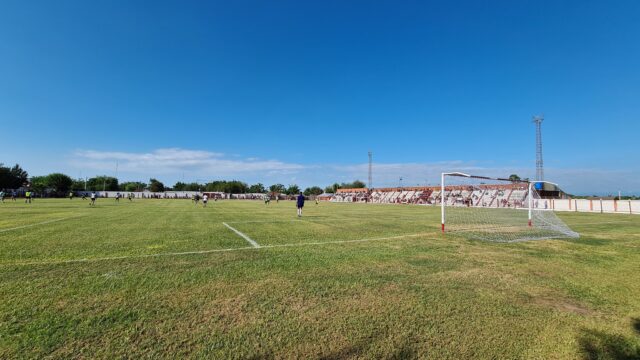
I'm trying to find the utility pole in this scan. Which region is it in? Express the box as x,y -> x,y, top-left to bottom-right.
533,115 -> 544,181
368,151 -> 373,189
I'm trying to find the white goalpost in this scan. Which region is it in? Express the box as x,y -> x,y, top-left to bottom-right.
440,172 -> 579,242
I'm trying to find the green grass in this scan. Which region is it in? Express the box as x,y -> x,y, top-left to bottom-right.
1,199 -> 639,359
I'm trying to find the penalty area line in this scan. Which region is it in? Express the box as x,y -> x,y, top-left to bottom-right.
1,232 -> 434,267
223,222 -> 260,248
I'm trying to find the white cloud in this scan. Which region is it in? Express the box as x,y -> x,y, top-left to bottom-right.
71,148 -> 305,176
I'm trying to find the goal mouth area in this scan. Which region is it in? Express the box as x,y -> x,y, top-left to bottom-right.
440,172 -> 579,243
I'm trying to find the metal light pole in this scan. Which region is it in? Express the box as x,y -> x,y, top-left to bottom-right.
533,115 -> 544,181
368,151 -> 373,189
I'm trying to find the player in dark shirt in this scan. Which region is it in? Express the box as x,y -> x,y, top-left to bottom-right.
296,192 -> 305,217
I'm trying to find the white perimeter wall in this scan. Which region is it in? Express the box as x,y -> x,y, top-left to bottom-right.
551,199 -> 640,214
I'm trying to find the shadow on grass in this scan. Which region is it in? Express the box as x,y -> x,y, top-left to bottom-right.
317,341 -> 416,360
633,318 -> 640,335
579,328 -> 640,360
318,344 -> 366,360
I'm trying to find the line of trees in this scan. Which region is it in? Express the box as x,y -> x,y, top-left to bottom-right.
323,180 -> 367,194
0,167 -> 403,195
1,163 -> 366,197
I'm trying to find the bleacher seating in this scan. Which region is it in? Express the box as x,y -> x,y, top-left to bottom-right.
329,183 -> 531,209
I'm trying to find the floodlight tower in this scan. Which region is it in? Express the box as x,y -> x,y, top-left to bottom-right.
368,151 -> 373,189
532,115 -> 544,181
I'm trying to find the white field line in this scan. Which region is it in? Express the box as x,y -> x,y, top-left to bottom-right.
2,232 -> 434,267
222,222 -> 260,248
224,217 -> 432,224
0,216 -> 83,234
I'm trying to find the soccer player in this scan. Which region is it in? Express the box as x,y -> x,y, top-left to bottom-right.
194,194 -> 200,205
264,194 -> 270,205
11,191 -> 17,201
115,192 -> 120,202
0,190 -> 5,203
296,192 -> 305,217
203,194 -> 208,207
90,192 -> 97,206
128,193 -> 133,201
25,191 -> 32,204
69,191 -> 74,200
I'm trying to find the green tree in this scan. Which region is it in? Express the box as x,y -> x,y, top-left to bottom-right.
87,176 -> 119,191
185,183 -> 201,191
10,164 -> 29,188
120,181 -> 147,192
304,186 -> 323,196
340,180 -> 366,189
45,173 -> 73,193
226,180 -> 248,194
205,181 -> 225,192
248,183 -> 266,193
269,184 -> 286,193
71,178 -> 87,191
29,176 -> 48,194
0,163 -> 28,189
0,165 -> 12,189
173,182 -> 187,191
325,183 -> 341,193
174,182 -> 201,191
149,178 -> 165,192
285,184 -> 300,195
508,174 -> 521,182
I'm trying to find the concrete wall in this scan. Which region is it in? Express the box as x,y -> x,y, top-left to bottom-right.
551,199 -> 639,214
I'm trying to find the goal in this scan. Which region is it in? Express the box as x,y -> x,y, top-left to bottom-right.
440,172 -> 579,242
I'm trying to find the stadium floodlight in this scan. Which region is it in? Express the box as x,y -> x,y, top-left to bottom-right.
440,172 -> 579,242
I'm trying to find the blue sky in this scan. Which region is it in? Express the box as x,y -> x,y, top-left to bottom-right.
1,0 -> 639,194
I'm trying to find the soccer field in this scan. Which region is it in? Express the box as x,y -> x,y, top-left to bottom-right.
1,199 -> 639,358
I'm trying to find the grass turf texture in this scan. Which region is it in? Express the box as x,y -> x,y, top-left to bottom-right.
1,199 -> 639,359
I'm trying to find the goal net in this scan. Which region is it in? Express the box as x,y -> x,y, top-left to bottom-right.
440,172 -> 579,242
